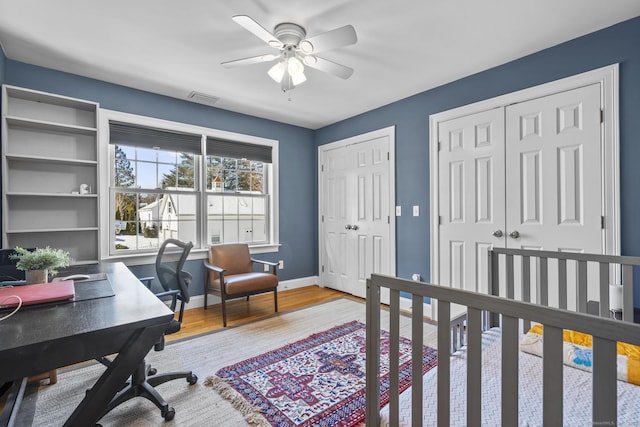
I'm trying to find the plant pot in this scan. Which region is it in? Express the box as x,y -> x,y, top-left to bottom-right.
26,269 -> 48,284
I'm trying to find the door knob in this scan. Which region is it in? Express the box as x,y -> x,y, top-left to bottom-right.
345,224 -> 352,230
351,225 -> 359,231
508,230 -> 520,239
492,230 -> 503,238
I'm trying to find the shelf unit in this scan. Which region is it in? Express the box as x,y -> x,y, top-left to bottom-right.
2,85 -> 100,264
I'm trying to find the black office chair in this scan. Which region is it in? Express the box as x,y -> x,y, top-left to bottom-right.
99,239 -> 197,422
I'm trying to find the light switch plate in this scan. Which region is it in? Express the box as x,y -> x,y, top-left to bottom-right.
413,205 -> 419,216
395,206 -> 402,216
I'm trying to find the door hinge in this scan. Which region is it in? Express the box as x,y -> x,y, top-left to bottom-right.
321,215 -> 324,222
439,216 -> 442,225
601,215 -> 605,229
438,142 -> 442,151
388,215 -> 390,224
322,265 -> 325,273
600,109 -> 604,123
387,152 -> 390,161
321,164 -> 324,172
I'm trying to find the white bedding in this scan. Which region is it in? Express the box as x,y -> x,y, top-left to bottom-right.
380,328 -> 640,426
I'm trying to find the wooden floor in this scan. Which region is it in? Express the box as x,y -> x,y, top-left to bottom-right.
169,285 -> 358,341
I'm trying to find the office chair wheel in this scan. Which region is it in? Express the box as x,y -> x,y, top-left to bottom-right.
162,407 -> 175,421
187,374 -> 198,385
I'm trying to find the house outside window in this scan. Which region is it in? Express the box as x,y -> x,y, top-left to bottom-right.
101,110 -> 279,257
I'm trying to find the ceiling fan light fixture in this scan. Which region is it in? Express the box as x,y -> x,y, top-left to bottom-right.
299,39 -> 314,54
268,61 -> 286,83
302,55 -> 317,66
287,57 -> 304,75
291,70 -> 307,86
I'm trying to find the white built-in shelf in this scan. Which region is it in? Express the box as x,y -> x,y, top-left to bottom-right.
5,154 -> 98,166
5,116 -> 97,135
5,227 -> 99,234
5,192 -> 98,198
2,84 -> 100,264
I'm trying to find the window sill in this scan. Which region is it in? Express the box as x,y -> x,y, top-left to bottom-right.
102,243 -> 281,266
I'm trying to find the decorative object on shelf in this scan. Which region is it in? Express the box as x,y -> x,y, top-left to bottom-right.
10,246 -> 72,284
80,184 -> 91,194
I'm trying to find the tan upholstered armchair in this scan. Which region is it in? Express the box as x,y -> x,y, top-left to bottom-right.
203,243 -> 279,326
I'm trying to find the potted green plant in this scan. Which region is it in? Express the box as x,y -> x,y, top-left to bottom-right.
10,246 -> 72,284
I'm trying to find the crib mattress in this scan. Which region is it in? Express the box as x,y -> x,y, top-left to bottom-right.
380,328 -> 640,426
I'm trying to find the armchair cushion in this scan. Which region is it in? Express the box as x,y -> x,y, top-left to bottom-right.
211,272 -> 278,295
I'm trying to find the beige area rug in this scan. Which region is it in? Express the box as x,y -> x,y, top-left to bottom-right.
22,298 -> 437,426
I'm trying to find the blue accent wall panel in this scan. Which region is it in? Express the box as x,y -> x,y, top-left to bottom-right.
315,16 -> 640,305
3,60 -> 317,285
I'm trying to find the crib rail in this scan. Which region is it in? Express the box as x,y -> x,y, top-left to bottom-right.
365,273 -> 640,427
489,248 -> 640,324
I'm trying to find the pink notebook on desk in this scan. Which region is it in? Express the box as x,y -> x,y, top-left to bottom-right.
0,280 -> 75,308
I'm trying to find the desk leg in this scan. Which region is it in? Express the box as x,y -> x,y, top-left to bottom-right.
63,323 -> 168,427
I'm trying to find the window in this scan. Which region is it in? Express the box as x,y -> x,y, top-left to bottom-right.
103,112 -> 278,257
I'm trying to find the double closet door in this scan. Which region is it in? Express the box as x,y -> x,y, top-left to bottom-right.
438,84 -> 603,304
320,131 -> 392,300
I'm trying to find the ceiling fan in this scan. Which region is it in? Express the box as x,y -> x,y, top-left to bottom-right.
222,15 -> 357,92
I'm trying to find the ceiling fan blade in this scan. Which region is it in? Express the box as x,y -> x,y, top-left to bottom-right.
232,15 -> 283,49
221,54 -> 279,68
300,25 -> 357,54
306,56 -> 354,79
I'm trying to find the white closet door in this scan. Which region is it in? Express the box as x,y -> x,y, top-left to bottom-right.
505,83 -> 602,254
505,83 -> 603,307
438,108 -> 506,306
321,135 -> 391,299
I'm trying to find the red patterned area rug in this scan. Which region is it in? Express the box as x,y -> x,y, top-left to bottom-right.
204,320 -> 437,426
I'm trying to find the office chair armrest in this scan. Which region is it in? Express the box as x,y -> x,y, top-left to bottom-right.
138,276 -> 155,288
155,289 -> 181,311
203,260 -> 225,274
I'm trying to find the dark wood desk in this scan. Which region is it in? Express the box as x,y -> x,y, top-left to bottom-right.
0,262 -> 174,426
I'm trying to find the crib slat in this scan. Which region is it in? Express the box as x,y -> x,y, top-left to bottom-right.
592,336 -> 617,424
577,260 -> 588,313
365,279 -> 381,426
622,264 -> 634,322
489,250 -> 500,328
506,254 -> 514,299
502,315 -> 519,426
522,256 -> 531,331
558,258 -> 567,309
437,300 -> 451,427
389,288 -> 400,425
539,257 -> 548,306
543,325 -> 563,425
599,262 -> 609,317
467,307 -> 482,427
411,294 -> 423,427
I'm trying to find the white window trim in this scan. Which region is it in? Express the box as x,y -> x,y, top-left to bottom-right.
98,108 -> 279,263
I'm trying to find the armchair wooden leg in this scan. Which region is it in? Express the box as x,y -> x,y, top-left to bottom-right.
222,298 -> 228,327
274,289 -> 278,313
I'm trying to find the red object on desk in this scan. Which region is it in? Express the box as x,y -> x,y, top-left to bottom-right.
0,280 -> 75,308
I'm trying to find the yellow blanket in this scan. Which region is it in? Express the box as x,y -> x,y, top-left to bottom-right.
520,324 -> 640,385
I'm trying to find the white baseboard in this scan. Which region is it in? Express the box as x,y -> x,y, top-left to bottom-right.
177,275 -> 320,310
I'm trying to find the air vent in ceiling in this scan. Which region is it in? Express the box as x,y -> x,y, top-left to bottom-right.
187,91 -> 219,106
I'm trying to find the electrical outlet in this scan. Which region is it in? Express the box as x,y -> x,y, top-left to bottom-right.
395,206 -> 402,216
278,260 -> 284,269
263,263 -> 269,272
413,205 -> 420,216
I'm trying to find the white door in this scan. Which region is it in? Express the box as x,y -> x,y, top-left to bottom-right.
438,108 -> 505,317
505,84 -> 602,253
321,132 -> 393,299
438,84 -> 603,309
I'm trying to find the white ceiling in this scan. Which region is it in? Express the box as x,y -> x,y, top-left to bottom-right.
1,1 -> 639,130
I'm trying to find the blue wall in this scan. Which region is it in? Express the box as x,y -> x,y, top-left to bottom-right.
316,16 -> 640,306
1,60 -> 317,296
